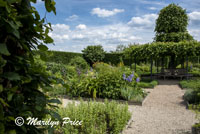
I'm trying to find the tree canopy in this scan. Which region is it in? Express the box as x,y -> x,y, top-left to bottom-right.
154,3 -> 193,42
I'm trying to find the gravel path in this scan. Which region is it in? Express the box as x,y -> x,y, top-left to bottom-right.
123,80 -> 197,134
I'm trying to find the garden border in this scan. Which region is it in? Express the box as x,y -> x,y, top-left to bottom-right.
59,95 -> 149,106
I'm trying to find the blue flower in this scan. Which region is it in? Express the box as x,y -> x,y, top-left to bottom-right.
123,73 -> 126,80
136,77 -> 140,82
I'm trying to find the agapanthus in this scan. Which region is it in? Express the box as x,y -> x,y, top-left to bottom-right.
136,77 -> 140,82
123,73 -> 126,80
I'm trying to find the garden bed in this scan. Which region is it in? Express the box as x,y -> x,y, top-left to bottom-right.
59,95 -> 149,106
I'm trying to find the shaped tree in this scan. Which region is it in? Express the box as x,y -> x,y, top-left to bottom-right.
154,3 -> 194,69
155,3 -> 193,42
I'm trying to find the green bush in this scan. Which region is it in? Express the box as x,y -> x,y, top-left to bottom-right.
180,79 -> 200,89
69,56 -> 89,70
68,62 -> 145,101
138,80 -> 158,88
34,50 -> 82,65
82,45 -> 105,66
58,100 -> 131,134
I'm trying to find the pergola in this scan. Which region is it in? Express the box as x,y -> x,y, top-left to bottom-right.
129,41 -> 200,80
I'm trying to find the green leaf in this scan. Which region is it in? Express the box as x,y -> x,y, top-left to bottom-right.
8,130 -> 16,134
35,106 -> 42,111
0,0 -> 6,7
4,72 -> 20,81
38,45 -> 48,51
30,0 -> 36,3
45,0 -> 51,12
0,123 -> 5,134
0,43 -> 10,56
7,93 -> 14,101
0,104 -> 4,120
0,98 -> 9,107
48,99 -> 62,104
0,85 -> 3,93
44,35 -> 53,43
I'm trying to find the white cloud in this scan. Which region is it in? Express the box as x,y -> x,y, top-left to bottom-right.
65,15 -> 79,21
149,7 -> 157,10
48,23 -> 145,52
76,24 -> 87,30
188,29 -> 200,40
52,24 -> 70,31
128,14 -> 158,28
91,8 -> 124,18
188,11 -> 200,20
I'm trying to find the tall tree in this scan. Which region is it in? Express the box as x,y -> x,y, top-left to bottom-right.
155,3 -> 193,42
154,3 -> 193,68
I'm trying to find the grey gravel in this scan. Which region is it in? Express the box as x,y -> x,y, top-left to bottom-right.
123,80 -> 197,134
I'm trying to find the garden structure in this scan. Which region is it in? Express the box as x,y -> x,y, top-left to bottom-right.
126,4 -> 200,80
129,41 -> 200,80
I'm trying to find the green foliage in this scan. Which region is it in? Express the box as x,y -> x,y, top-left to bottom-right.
68,62 -> 145,101
155,3 -> 193,42
34,50 -> 82,64
182,79 -> 200,104
124,41 -> 200,60
82,45 -> 105,65
138,80 -> 158,88
69,56 -> 89,70
0,0 -> 62,133
180,79 -> 200,89
58,100 -> 131,134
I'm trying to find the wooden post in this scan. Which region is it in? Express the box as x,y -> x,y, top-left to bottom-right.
186,55 -> 189,80
151,56 -> 153,80
161,57 -> 164,70
156,59 -> 159,73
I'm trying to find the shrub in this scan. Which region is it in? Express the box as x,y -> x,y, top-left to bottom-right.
34,50 -> 83,65
82,45 -> 105,66
58,100 -> 131,134
68,62 -> 145,101
180,79 -> 200,89
69,56 -> 89,70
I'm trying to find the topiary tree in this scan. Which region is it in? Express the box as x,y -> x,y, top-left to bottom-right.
0,0 -> 62,133
82,45 -> 105,66
154,3 -> 194,69
155,3 -> 193,42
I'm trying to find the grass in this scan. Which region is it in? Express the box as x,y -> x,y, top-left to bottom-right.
138,78 -> 158,88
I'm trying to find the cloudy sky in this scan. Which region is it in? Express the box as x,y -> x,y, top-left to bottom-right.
34,0 -> 200,52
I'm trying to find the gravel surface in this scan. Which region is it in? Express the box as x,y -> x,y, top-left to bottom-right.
123,80 -> 197,134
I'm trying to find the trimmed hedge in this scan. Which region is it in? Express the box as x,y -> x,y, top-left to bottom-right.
34,50 -> 82,64
34,50 -> 133,66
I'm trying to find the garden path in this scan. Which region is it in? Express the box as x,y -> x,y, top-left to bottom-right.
123,80 -> 197,134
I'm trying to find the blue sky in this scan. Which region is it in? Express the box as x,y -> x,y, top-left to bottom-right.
33,0 -> 200,52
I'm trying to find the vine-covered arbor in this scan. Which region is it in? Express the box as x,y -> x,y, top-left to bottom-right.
127,41 -> 200,79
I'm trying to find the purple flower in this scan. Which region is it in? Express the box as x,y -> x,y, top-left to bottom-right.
190,65 -> 193,70
126,76 -> 132,82
123,73 -> 126,80
136,77 -> 140,82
